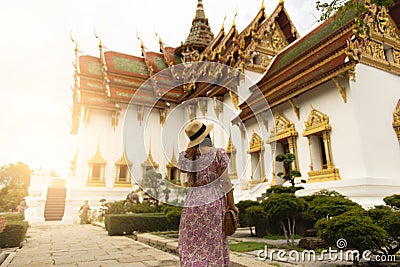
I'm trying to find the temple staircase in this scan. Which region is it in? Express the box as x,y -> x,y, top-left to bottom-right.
44,180 -> 66,221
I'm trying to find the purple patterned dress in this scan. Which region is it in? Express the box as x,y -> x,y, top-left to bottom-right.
178,148 -> 230,267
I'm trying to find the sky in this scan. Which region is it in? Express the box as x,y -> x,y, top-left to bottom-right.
0,0 -> 322,177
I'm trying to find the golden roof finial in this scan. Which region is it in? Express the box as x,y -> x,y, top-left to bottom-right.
279,0 -> 284,5
94,28 -> 102,49
261,0 -> 265,11
70,31 -> 78,54
155,31 -> 163,46
232,10 -> 238,27
136,32 -> 144,50
221,14 -> 227,31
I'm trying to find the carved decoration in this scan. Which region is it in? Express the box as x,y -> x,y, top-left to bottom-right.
213,96 -> 224,119
302,107 -> 331,136
88,142 -> 106,164
226,135 -> 238,180
111,111 -> 119,131
248,132 -> 263,153
288,99 -> 300,120
137,105 -> 145,125
393,100 -> 400,141
332,77 -> 347,103
160,109 -> 167,126
70,148 -> 78,176
267,113 -> 298,143
141,141 -> 159,179
187,103 -> 197,121
229,91 -> 239,110
198,98 -> 208,116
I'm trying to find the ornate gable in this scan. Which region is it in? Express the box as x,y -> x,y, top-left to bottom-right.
248,132 -> 263,153
267,113 -> 298,143
303,108 -> 331,136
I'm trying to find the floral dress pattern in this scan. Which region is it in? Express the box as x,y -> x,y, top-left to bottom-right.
178,148 -> 230,267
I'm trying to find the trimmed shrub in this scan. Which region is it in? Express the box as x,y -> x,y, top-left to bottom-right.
236,200 -> 259,227
165,208 -> 181,227
246,206 -> 267,237
104,200 -> 126,215
126,202 -> 157,213
4,213 -> 24,221
0,220 -> 28,248
105,213 -> 179,236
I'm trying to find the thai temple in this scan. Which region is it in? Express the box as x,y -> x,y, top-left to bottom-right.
25,0 -> 400,224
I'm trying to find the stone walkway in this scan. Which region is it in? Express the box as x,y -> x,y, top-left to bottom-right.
7,223 -> 179,267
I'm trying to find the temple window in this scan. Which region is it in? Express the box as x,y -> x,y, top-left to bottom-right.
248,132 -> 266,188
114,151 -> 133,187
166,150 -> 181,185
87,144 -> 106,186
141,145 -> 159,179
302,108 -> 340,182
226,135 -> 237,180
266,113 -> 299,185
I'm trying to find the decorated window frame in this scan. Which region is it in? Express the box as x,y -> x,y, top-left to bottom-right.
302,108 -> 340,183
266,113 -> 299,186
247,132 -> 267,187
114,151 -> 133,188
166,150 -> 181,185
226,135 -> 238,180
87,144 -> 106,187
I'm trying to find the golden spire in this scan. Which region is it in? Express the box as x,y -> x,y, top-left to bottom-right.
232,10 -> 238,27
94,28 -> 102,50
279,0 -> 284,5
261,0 -> 265,11
221,14 -> 226,31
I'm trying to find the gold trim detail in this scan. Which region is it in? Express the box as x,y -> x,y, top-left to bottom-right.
166,149 -> 181,185
393,100 -> 400,141
332,77 -> 347,103
198,98 -> 208,116
307,168 -> 341,183
302,108 -> 340,182
88,142 -> 106,164
248,132 -> 264,153
303,107 -> 332,137
226,135 -> 237,180
137,105 -> 145,125
114,150 -> 133,186
160,109 -> 167,126
267,113 -> 298,143
111,111 -> 119,131
213,96 -> 224,119
288,99 -> 300,120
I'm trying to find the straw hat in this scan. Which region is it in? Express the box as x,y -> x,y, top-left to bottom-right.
184,120 -> 214,148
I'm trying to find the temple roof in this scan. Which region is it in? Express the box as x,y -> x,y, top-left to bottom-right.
235,2 -> 400,122
175,0 -> 214,56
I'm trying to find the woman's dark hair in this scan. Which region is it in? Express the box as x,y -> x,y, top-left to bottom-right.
184,134 -> 213,185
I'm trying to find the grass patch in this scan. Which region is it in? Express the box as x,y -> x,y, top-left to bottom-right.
229,241 -> 275,252
264,234 -> 302,240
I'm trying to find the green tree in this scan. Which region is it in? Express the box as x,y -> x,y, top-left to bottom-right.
142,170 -> 164,211
0,162 -> 32,188
0,162 -> 32,212
384,194 -> 400,210
275,153 -> 301,187
368,205 -> 400,255
316,0 -> 396,37
316,213 -> 388,265
306,194 -> 361,220
262,193 -> 307,246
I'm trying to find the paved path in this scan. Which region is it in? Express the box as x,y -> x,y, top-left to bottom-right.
8,223 -> 179,267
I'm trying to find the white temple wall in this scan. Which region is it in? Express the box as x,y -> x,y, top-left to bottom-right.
349,64 -> 400,179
